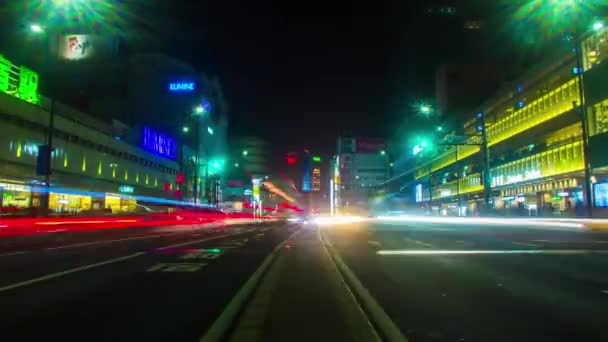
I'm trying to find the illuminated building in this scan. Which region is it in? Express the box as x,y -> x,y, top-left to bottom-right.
0,56 -> 216,213
409,25 -> 608,216
312,168 -> 321,192
335,137 -> 389,211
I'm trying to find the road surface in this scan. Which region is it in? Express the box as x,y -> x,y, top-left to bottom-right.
324,219 -> 608,342
0,221 -> 298,341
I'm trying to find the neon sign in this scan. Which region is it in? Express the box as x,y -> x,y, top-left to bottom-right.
168,82 -> 195,93
0,54 -> 39,104
142,127 -> 177,160
119,185 -> 134,193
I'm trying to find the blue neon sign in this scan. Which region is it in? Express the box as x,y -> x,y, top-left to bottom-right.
168,81 -> 196,93
142,127 -> 177,160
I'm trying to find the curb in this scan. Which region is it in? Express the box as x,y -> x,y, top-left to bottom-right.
320,228 -> 408,342
199,227 -> 301,342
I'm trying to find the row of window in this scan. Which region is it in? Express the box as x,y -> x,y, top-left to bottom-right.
416,78 -> 582,179
1,111 -> 178,175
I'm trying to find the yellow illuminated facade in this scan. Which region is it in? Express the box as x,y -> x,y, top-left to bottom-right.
412,28 -> 608,213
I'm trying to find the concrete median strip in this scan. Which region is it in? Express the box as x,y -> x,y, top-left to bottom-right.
321,229 -> 408,342
200,228 -> 302,342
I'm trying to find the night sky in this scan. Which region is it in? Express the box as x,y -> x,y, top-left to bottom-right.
1,0 -> 564,154
152,0 -> 397,153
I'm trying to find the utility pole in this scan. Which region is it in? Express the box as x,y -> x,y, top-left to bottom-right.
574,42 -> 594,217
456,145 -> 462,216
193,118 -> 200,205
480,114 -> 492,209
39,99 -> 55,214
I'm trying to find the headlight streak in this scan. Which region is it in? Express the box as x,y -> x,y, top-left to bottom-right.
377,249 -> 608,256
375,215 -> 585,229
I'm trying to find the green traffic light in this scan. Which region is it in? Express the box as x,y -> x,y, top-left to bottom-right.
593,21 -> 604,31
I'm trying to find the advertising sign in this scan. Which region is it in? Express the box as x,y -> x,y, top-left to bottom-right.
356,138 -> 386,153
142,127 -> 177,160
0,54 -> 39,104
58,34 -> 115,61
168,81 -> 196,93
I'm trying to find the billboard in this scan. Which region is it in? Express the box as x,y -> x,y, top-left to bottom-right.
58,34 -> 116,61
0,54 -> 39,104
356,138 -> 386,153
142,127 -> 177,160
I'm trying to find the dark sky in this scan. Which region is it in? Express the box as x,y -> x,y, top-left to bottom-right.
151,0 -> 398,153
0,0 -> 538,154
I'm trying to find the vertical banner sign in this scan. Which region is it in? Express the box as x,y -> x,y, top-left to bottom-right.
252,178 -> 261,201
0,54 -> 39,104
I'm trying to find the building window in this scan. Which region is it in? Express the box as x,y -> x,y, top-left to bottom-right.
583,27 -> 608,70
591,99 -> 608,135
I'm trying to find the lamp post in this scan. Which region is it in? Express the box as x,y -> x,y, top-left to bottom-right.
516,1 -> 606,214
180,101 -> 211,205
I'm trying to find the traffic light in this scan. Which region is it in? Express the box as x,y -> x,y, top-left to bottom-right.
413,138 -> 431,155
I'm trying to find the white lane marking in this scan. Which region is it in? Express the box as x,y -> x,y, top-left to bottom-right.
404,238 -> 433,248
511,241 -> 539,247
378,249 -> 608,256
0,252 -> 145,292
0,251 -> 28,258
594,241 -> 608,244
532,240 -> 550,243
367,240 -> 382,247
601,290 -> 608,295
46,235 -> 164,250
0,230 -> 255,293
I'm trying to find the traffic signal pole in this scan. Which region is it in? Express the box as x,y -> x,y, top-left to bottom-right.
574,43 -> 594,217
40,99 -> 55,213
480,115 -> 492,209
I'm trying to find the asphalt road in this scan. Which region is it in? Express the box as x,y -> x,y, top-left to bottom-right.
324,220 -> 608,342
0,220 -> 299,341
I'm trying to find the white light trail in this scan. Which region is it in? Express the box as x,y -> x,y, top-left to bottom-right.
377,249 -> 608,256
375,215 -> 585,229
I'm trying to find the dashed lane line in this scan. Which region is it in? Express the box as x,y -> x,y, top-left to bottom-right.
45,234 -> 164,250
404,238 -> 434,248
0,251 -> 28,258
511,241 -> 539,248
0,226 -> 281,293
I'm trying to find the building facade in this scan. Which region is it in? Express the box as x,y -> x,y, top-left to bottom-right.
333,137 -> 390,213
0,53 -> 218,214
410,24 -> 608,217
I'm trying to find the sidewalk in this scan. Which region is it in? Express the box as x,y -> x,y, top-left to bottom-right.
227,226 -> 380,342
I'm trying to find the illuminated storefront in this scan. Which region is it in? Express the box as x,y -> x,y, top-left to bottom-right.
0,182 -> 31,208
49,192 -> 92,214
104,194 -> 137,213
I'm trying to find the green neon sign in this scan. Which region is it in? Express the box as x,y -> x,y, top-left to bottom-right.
313,156 -> 321,162
0,54 -> 39,104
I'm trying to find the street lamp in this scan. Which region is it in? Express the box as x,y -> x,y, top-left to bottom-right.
420,105 -> 432,115
593,21 -> 604,31
182,126 -> 189,133
30,24 -> 44,33
243,150 -> 248,156
436,126 -> 443,132
380,150 -> 386,155
234,162 -> 239,167
194,105 -> 204,114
